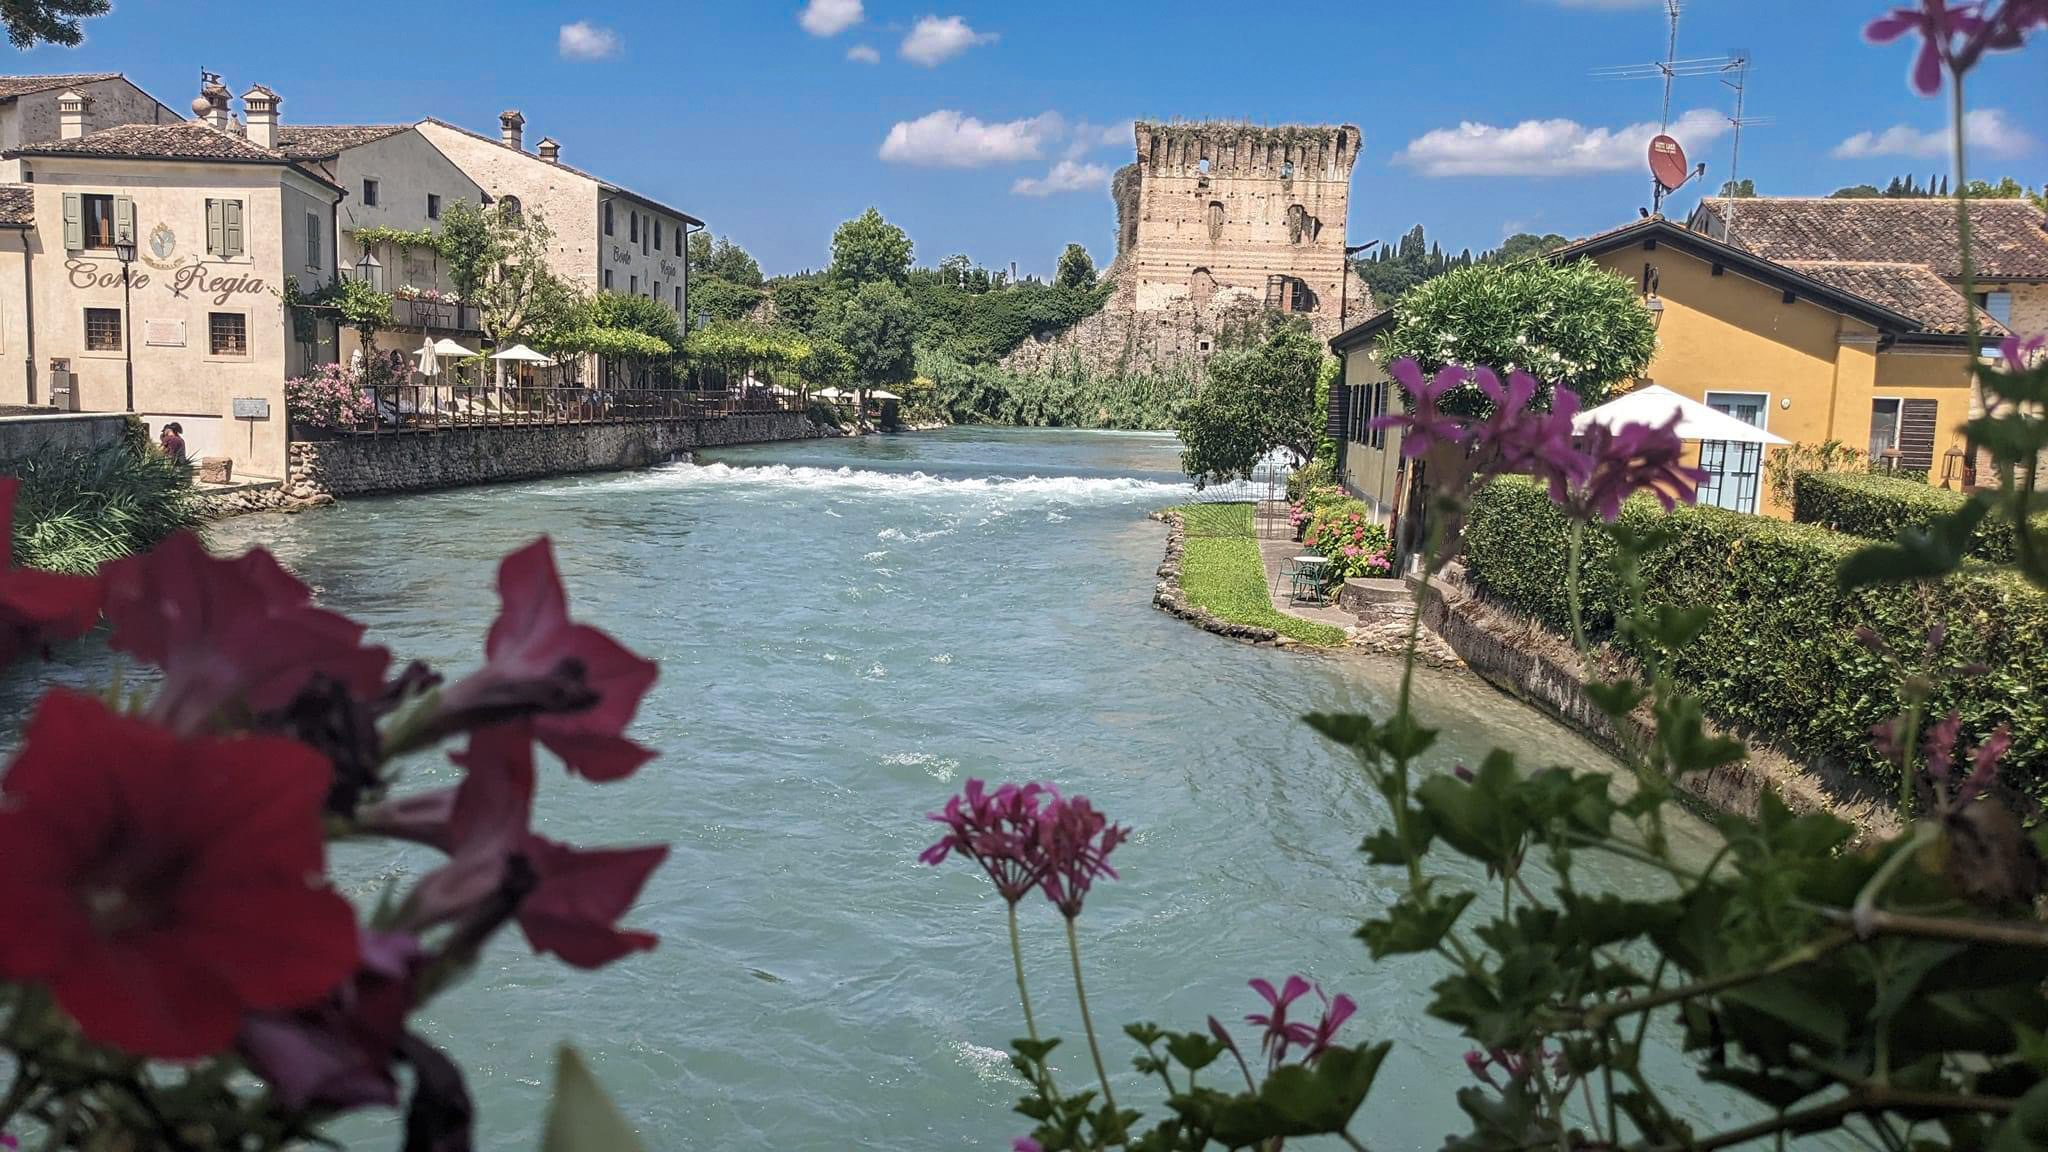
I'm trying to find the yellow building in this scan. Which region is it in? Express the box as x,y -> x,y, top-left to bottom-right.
1329,209 -> 2025,523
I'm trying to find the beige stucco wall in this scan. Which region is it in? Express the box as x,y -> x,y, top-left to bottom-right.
317,128 -> 482,298
1336,346 -> 1404,519
2001,282 -> 2048,336
414,121 -> 602,295
15,157 -> 337,478
0,78 -> 176,182
601,195 -> 691,317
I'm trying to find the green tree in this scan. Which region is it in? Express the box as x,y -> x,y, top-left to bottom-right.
705,237 -> 764,287
829,208 -> 913,286
1174,316 -> 1329,486
577,291 -> 681,351
831,280 -> 917,407
441,200 -> 580,348
3,0 -> 107,47
1830,183 -> 1883,198
687,229 -> 713,273
1054,243 -> 1097,290
1718,178 -> 1757,197
1487,232 -> 1570,265
1374,258 -> 1656,416
1963,175 -> 2032,199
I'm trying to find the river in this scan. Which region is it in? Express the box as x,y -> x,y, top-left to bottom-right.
33,428 -> 1754,1148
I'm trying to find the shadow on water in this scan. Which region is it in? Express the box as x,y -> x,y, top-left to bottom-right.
9,428 -> 1817,1149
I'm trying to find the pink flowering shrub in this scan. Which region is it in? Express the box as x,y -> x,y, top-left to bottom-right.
1302,502 -> 1393,579
285,351 -> 408,428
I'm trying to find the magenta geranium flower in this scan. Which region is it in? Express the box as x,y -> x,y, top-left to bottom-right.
1374,359 -> 1473,460
1867,2 -> 1981,93
1033,791 -> 1127,918
921,778 -> 1057,903
1562,416 -> 1707,521
1248,976 -> 1313,1064
1956,724 -> 2013,803
1472,368 -> 1591,497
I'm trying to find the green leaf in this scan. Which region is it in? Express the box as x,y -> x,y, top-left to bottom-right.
1164,1031 -> 1224,1072
1303,711 -> 1379,753
1379,712 -> 1439,763
1557,892 -> 1682,948
1989,1079 -> 2048,1152
1416,751 -> 1522,867
1360,807 -> 1435,865
1839,499 -> 1988,588
1360,883 -> 1475,959
1208,1042 -> 1391,1143
1584,677 -> 1648,720
541,1045 -> 649,1152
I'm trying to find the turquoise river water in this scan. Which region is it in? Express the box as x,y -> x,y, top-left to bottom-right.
17,428 -> 1768,1149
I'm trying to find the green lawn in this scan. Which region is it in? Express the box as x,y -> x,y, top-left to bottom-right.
1173,504 -> 1347,646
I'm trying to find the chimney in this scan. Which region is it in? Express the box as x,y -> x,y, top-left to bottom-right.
499,109 -> 524,152
56,90 -> 89,140
195,74 -> 231,131
536,136 -> 560,164
242,84 -> 279,149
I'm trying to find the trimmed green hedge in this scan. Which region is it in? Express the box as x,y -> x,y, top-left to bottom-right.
1792,470 -> 2044,563
1464,477 -> 2048,800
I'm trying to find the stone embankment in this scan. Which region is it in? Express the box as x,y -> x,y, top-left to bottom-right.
1420,566 -> 1899,837
284,411 -> 822,499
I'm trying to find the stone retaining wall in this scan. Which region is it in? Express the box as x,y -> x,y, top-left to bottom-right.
0,411 -> 129,464
1418,568 -> 1898,838
287,413 -> 821,498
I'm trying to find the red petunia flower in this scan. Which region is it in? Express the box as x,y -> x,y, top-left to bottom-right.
101,532 -> 389,734
0,690 -> 359,1059
400,723 -> 667,970
0,476 -> 101,664
438,539 -> 657,782
238,930 -> 426,1113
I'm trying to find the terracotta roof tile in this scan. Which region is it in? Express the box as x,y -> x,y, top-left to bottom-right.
0,73 -> 121,100
273,123 -> 412,160
1783,260 -> 2008,336
12,121 -> 286,163
0,185 -> 32,228
1698,196 -> 2048,280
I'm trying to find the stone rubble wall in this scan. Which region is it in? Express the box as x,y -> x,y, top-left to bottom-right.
1418,566 -> 1900,839
0,412 -> 130,465
287,412 -> 822,498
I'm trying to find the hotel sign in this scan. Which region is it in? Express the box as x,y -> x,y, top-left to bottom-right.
66,258 -> 269,306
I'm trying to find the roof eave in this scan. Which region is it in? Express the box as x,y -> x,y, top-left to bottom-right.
601,183 -> 704,228
1330,309 -> 1395,353
1549,218 -> 1924,334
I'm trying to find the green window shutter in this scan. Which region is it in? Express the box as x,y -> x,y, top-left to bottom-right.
205,199 -> 223,256
223,200 -> 244,258
61,193 -> 82,250
305,213 -> 318,268
114,195 -> 136,245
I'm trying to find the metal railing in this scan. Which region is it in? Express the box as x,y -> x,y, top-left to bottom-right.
390,298 -> 481,332
302,383 -> 805,436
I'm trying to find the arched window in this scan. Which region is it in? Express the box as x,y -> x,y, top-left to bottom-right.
1206,200 -> 1224,243
498,194 -> 522,222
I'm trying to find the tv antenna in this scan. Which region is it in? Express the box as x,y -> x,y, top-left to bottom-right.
1590,0 -> 1752,214
1718,55 -> 1774,230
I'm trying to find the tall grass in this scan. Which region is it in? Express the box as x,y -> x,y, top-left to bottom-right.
9,440 -> 198,574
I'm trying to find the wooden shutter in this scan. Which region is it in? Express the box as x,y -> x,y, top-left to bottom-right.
1325,379 -> 1350,439
205,199 -> 224,256
62,193 -> 82,250
223,200 -> 244,258
1898,398 -> 1940,471
303,212 -> 317,269
113,196 -> 135,245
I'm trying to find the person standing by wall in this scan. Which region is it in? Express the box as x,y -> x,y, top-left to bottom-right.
157,422 -> 187,465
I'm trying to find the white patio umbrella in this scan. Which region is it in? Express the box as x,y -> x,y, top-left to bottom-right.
867,389 -> 902,401
490,344 -> 556,365
814,386 -> 845,400
1573,385 -> 1789,445
767,383 -> 798,396
431,338 -> 477,358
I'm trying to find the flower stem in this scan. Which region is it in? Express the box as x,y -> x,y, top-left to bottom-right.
1008,902 -> 1040,1044
1064,916 -> 1120,1129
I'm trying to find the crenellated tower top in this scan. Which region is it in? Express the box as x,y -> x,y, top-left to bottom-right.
1132,121 -> 1360,181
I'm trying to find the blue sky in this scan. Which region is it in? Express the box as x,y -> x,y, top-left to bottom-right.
18,1 -> 2044,277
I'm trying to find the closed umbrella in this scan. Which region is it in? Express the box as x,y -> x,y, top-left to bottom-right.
415,337 -> 439,378
1573,385 -> 1789,445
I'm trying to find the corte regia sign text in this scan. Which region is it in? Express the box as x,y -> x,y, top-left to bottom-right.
66,258 -> 267,306
610,246 -> 634,266
658,258 -> 679,279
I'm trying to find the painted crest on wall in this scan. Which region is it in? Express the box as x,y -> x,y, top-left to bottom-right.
141,222 -> 179,270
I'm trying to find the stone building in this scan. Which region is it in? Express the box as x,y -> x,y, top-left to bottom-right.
0,80 -> 342,479
0,73 -> 178,182
1005,120 -> 1368,377
415,113 -> 701,325
275,119 -> 486,365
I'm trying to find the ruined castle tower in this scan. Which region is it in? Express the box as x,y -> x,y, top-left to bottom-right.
1005,120 -> 1369,378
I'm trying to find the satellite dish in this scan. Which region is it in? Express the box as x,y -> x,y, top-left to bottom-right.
1648,134 -> 1689,191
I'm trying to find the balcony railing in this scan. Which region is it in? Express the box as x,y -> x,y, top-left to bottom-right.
299,382 -> 807,436
390,297 -> 481,332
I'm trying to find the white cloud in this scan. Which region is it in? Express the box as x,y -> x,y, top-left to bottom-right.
558,21 -> 620,59
880,110 -> 1060,168
1831,108 -> 2034,159
900,15 -> 997,66
1393,106 -> 1730,177
799,0 -> 863,37
1013,160 -> 1111,197
846,43 -> 880,63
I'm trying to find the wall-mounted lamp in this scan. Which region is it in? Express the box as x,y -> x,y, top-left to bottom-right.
1780,397 -> 1792,410
1644,295 -> 1665,313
